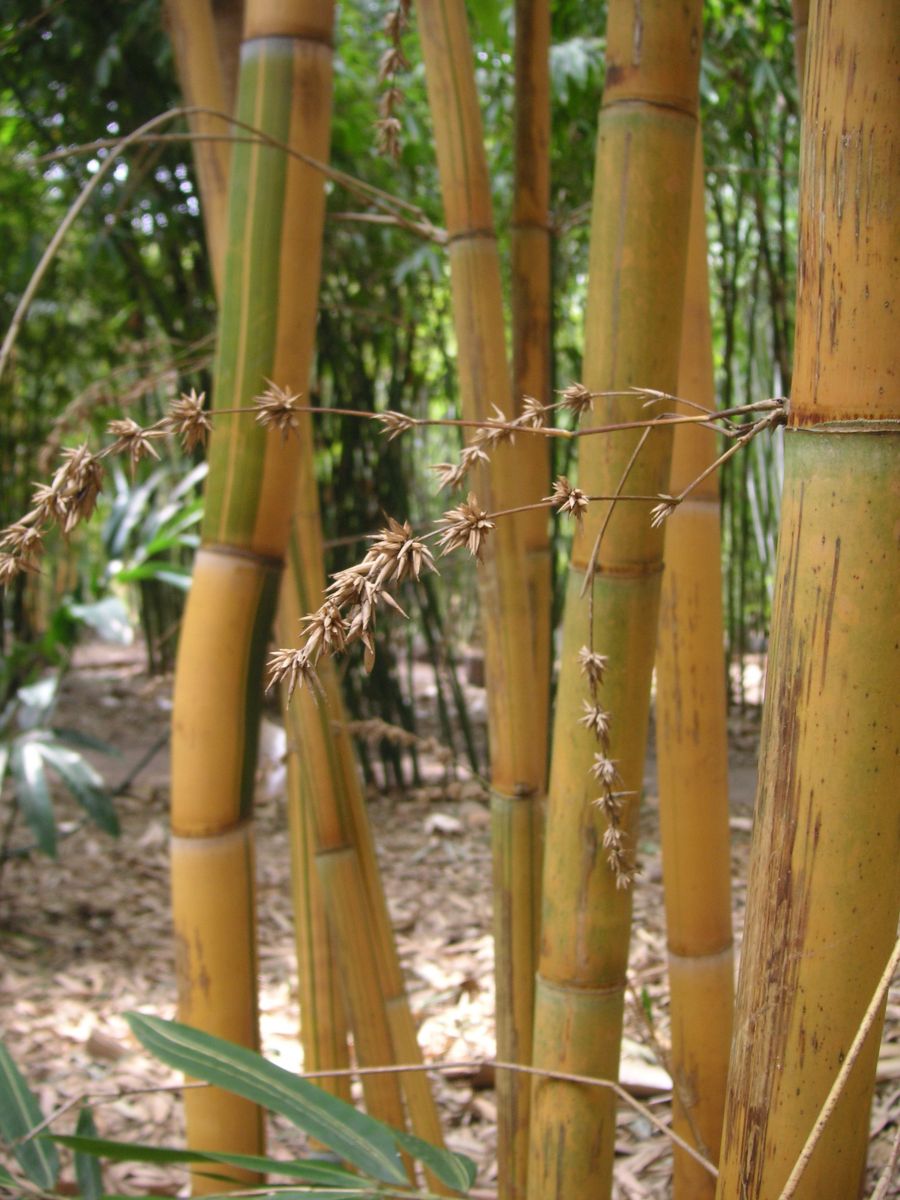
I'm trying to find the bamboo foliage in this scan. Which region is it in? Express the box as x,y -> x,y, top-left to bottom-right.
654,131 -> 733,1200
414,1 -> 546,1194
528,4 -> 702,1197
715,3 -> 900,1197
169,0 -> 337,1184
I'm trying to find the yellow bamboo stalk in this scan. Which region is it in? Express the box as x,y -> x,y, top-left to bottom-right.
164,0 -> 233,297
170,0 -> 336,1186
414,1 -> 546,1194
528,4 -> 701,1197
654,131 -> 733,1200
512,0 -> 552,760
715,3 -> 899,1197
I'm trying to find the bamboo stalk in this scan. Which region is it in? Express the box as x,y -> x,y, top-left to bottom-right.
715,3 -> 900,1196
654,131 -> 733,1200
512,0 -> 552,762
169,1 -> 337,1186
528,4 -> 701,1197
414,2 -> 546,1194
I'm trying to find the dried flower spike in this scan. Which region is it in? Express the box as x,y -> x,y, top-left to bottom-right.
578,646 -> 609,689
1,521 -> 44,564
650,495 -> 679,528
437,493 -> 495,561
559,382 -> 594,416
366,518 -> 436,586
519,395 -> 546,429
107,418 -> 162,471
267,647 -> 321,699
376,410 -> 416,441
548,476 -> 589,527
255,382 -> 302,441
165,389 -> 212,452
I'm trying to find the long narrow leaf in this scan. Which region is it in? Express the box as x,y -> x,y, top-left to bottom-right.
392,1129 -> 474,1192
0,1040 -> 59,1188
37,743 -> 119,836
125,1015 -> 408,1186
10,740 -> 56,856
74,1108 -> 103,1200
52,1134 -> 370,1188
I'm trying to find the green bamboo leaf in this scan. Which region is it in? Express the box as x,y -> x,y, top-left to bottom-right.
125,1015 -> 407,1186
37,742 -> 119,836
392,1129 -> 475,1192
52,1134 -> 370,1188
115,563 -> 193,589
10,740 -> 56,856
0,1040 -> 59,1188
74,1108 -> 103,1200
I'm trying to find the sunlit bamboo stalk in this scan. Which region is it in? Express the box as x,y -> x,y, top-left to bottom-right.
528,3 -> 702,1196
715,3 -> 900,1196
654,130 -> 733,1200
169,0 -> 338,1187
414,1 -> 546,1194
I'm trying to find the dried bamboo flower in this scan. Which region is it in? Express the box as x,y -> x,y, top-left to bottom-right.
375,116 -> 402,160
437,494 -> 495,560
559,382 -> 593,416
379,87 -> 404,119
366,518 -> 436,586
378,45 -> 409,83
472,405 -> 514,450
589,751 -> 619,788
431,443 -> 489,492
578,646 -> 609,688
650,495 -> 679,528
53,446 -> 103,530
383,6 -> 408,39
0,551 -> 34,584
376,410 -> 416,440
107,418 -> 162,470
255,382 -> 302,441
519,395 -> 546,429
0,521 -> 44,564
164,389 -> 212,452
266,647 -> 321,699
301,601 -> 348,661
548,476 -> 589,526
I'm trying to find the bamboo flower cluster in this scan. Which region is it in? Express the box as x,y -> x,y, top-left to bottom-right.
578,646 -> 639,888
375,0 -> 411,160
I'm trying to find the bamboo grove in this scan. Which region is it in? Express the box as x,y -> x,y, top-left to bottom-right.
0,1 -> 896,1198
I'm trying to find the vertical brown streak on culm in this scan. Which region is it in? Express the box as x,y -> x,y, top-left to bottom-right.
820,536 -> 841,687
632,0 -> 643,66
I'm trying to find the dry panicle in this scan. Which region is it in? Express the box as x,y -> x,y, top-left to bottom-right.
559,381 -> 594,417
436,493 -> 495,561
164,389 -> 212,452
106,417 -> 163,471
519,394 -> 547,429
547,476 -> 589,527
255,381 -> 302,441
431,442 -> 490,492
375,409 -> 416,441
578,646 -> 609,691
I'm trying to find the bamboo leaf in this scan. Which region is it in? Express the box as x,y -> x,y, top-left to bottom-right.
37,742 -> 119,836
391,1129 -> 474,1192
0,1040 -> 59,1188
125,1015 -> 408,1185
74,1109 -> 103,1200
52,1133 -> 370,1188
10,740 -> 56,856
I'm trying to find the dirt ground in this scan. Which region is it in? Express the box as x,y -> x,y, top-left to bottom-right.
1,642 -> 897,1197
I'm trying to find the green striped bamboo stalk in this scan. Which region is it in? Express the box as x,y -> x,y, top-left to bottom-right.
715,3 -> 899,1196
528,3 -> 701,1197
414,1 -> 546,1193
654,131 -> 733,1200
169,0 -> 337,1185
512,0 -> 552,760
166,0 -> 355,1111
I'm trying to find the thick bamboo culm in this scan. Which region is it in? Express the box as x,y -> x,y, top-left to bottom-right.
415,1 -> 546,1194
511,0 -> 552,762
528,3 -> 701,1197
164,0 -> 233,297
654,131 -> 733,1200
169,0 -> 337,1187
715,3 -> 900,1197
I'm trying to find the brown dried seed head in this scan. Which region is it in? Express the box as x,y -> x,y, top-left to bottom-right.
578,646 -> 609,688
367,518 -> 436,584
650,495 -> 678,528
472,405 -> 514,451
300,601 -> 348,662
376,410 -> 415,440
266,647 -> 321,700
559,382 -> 593,416
107,418 -> 163,471
1,522 -> 44,563
378,45 -> 409,83
165,389 -> 212,452
589,751 -> 619,787
519,395 -> 546,429
548,476 -> 589,526
436,493 -> 495,561
375,116 -> 402,160
0,551 -> 33,585
255,382 -> 302,441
